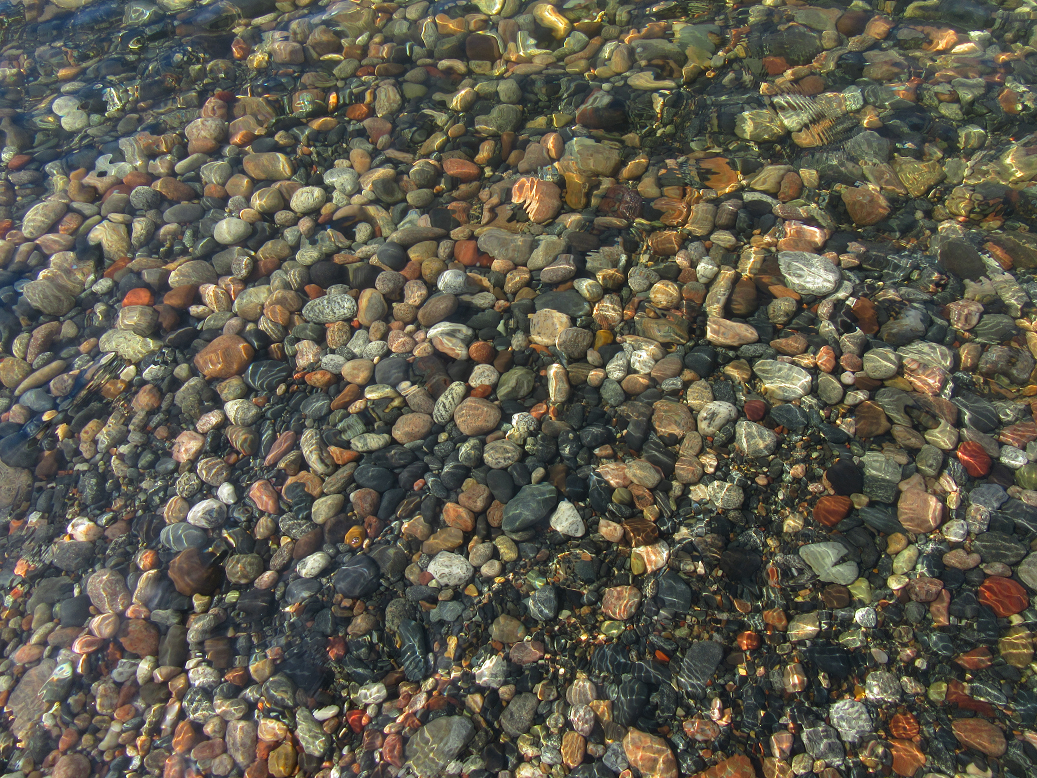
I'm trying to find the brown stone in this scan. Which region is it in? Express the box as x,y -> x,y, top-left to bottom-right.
999,626 -> 1033,668
8,659 -> 56,739
854,401 -> 891,438
458,484 -> 492,513
706,317 -> 759,347
52,754 -> 91,778
152,177 -> 197,202
821,585 -> 850,608
770,332 -> 808,356
0,461 -> 33,509
622,728 -> 677,778
168,547 -> 224,597
164,285 -> 198,309
842,186 -> 890,226
728,277 -> 758,316
694,755 -> 757,778
443,503 -> 476,532
453,397 -> 501,436
951,718 -> 1007,757
117,618 -> 160,656
242,153 -> 295,181
652,400 -> 693,441
194,335 -> 254,379
392,413 -> 434,444
267,742 -> 297,778
561,731 -> 586,769
86,568 -> 131,613
897,490 -> 943,533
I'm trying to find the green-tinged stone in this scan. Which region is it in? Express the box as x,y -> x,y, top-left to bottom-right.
526,571 -> 547,588
630,551 -> 645,576
848,578 -> 872,603
1016,463 -> 1037,490
601,621 -> 625,638
838,629 -> 867,649
98,330 -> 161,362
474,0 -> 505,13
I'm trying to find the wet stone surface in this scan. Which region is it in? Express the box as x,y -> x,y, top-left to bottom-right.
0,1 -> 1036,778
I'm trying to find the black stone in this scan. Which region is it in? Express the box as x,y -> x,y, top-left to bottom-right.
332,555 -> 381,598
377,242 -> 408,271
677,641 -> 723,699
938,238 -> 986,280
826,459 -> 863,495
244,361 -> 291,393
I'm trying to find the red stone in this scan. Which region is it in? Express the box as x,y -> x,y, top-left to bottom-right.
601,586 -> 642,620
164,285 -> 198,309
453,240 -> 479,266
382,733 -> 404,768
951,718 -> 1007,757
345,104 -> 371,121
946,679 -> 996,715
978,576 -> 1029,617
622,729 -> 677,778
957,441 -> 992,477
117,618 -> 159,656
954,647 -> 993,670
762,56 -> 789,75
897,489 -> 944,533
248,480 -> 280,514
443,157 -> 481,183
813,495 -> 853,527
743,400 -> 767,421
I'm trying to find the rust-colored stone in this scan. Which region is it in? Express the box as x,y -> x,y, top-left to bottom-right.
889,712 -> 919,739
193,335 -> 254,379
813,495 -> 852,527
978,576 -> 1028,617
957,440 -> 991,478
951,717 -> 1007,757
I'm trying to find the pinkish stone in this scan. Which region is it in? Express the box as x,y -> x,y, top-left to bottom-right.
897,489 -> 943,533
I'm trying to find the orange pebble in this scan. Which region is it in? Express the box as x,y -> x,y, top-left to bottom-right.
345,104 -> 372,121
122,288 -> 155,307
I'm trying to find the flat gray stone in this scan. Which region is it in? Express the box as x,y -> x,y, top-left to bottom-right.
829,699 -> 872,743
778,251 -> 842,295
754,360 -> 813,400
734,420 -> 778,457
405,716 -> 475,777
799,542 -> 858,585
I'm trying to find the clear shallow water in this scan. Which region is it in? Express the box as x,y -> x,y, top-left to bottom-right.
0,1 -> 1036,778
